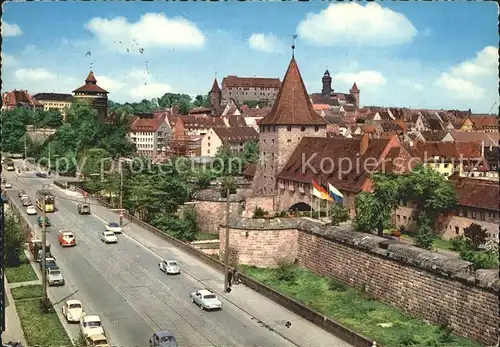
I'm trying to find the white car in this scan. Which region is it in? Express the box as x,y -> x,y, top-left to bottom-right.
158,260 -> 180,275
80,314 -> 105,337
105,222 -> 123,234
26,205 -> 37,215
5,182 -> 12,188
99,231 -> 118,244
62,299 -> 83,323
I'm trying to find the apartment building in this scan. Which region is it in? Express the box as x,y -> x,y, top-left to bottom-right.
221,75 -> 281,105
33,93 -> 74,120
129,113 -> 171,158
201,126 -> 258,157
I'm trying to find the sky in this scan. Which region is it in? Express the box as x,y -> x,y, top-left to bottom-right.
2,2 -> 498,113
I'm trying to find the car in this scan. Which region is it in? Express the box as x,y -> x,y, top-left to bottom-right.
80,314 -> 105,337
85,334 -> 110,347
38,216 -> 51,227
47,268 -> 65,286
26,205 -> 37,215
99,231 -> 118,244
149,330 -> 178,347
190,289 -> 222,310
5,182 -> 12,188
62,299 -> 84,323
58,230 -> 76,247
158,260 -> 180,275
39,257 -> 58,271
22,198 -> 31,207
78,203 -> 91,215
18,190 -> 25,197
36,172 -> 47,178
21,194 -> 29,200
104,222 -> 122,234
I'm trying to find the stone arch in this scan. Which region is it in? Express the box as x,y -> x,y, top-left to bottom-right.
288,202 -> 313,212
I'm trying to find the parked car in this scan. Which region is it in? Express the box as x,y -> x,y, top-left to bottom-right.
190,289 -> 222,310
26,205 -> 37,215
38,216 -> 51,227
104,222 -> 122,234
80,314 -> 105,337
47,268 -> 65,286
18,190 -> 25,197
62,299 -> 84,323
99,231 -> 118,244
158,260 -> 180,275
58,230 -> 76,247
4,182 -> 12,188
78,203 -> 91,215
22,198 -> 31,207
85,334 -> 110,347
149,330 -> 178,347
39,257 -> 58,271
36,172 -> 47,178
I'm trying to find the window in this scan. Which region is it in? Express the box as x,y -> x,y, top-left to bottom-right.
480,212 -> 485,220
272,139 -> 275,143
287,126 -> 292,131
397,215 -> 400,221
403,216 -> 407,221
208,142 -> 210,147
301,126 -> 305,132
208,136 -> 210,140
489,212 -> 492,218
455,226 -> 459,235
472,211 -> 477,219
287,139 -> 291,144
314,126 -> 319,132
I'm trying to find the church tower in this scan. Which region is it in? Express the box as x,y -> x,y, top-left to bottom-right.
209,78 -> 222,115
321,70 -> 332,96
252,55 -> 327,197
349,82 -> 360,107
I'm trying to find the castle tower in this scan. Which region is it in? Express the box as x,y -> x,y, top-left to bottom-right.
209,78 -> 222,115
349,82 -> 360,107
73,71 -> 109,120
321,70 -> 332,96
252,55 -> 327,197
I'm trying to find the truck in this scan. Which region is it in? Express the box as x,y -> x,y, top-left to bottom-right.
5,159 -> 15,171
29,239 -> 52,262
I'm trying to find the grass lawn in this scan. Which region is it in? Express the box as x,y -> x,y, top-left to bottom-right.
195,232 -> 219,241
241,265 -> 480,347
16,299 -> 72,347
5,252 -> 38,283
11,284 -> 43,301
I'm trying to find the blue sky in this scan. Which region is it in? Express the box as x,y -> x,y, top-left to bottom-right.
2,2 -> 498,112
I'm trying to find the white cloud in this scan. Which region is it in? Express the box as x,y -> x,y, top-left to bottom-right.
2,21 -> 23,37
450,46 -> 498,78
248,33 -> 284,53
435,73 -> 484,99
129,82 -> 172,100
334,70 -> 386,87
94,75 -> 124,91
15,68 -> 56,82
297,3 -> 417,46
2,53 -> 17,67
85,13 -> 205,52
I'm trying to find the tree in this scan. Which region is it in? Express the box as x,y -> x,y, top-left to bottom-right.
213,148 -> 243,176
193,94 -> 211,108
150,211 -> 198,242
414,212 -> 434,250
354,173 -> 401,236
4,211 -> 25,266
1,109 -> 28,153
463,223 -> 489,250
220,176 -> 237,198
242,141 -> 259,164
329,203 -> 349,226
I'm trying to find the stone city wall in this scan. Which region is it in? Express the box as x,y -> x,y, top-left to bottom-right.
193,189 -> 243,235
219,217 -> 499,346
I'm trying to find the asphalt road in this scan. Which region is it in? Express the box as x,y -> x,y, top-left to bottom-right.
5,173 -> 300,347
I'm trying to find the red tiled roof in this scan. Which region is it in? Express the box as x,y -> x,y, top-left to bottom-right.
73,71 -> 108,94
259,57 -> 327,126
350,82 -> 359,92
2,90 -> 43,107
243,163 -> 256,178
167,114 -> 225,129
413,141 -> 481,160
470,115 -> 499,130
227,114 -> 247,127
130,113 -> 164,132
277,136 -> 394,192
213,126 -> 258,143
210,78 -> 221,93
449,131 -> 499,147
189,107 -> 213,114
243,106 -> 271,118
222,75 -> 281,88
454,178 -> 499,211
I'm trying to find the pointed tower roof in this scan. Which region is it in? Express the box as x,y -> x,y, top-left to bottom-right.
210,78 -> 221,92
350,82 -> 359,92
86,71 -> 97,84
259,57 -> 327,126
323,70 -> 330,76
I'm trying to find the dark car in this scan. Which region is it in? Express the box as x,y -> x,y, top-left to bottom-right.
39,258 -> 58,271
36,172 -> 47,178
37,216 -> 51,227
149,330 -> 178,347
18,190 -> 25,197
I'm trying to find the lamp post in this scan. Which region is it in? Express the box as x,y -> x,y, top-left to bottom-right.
41,192 -> 48,307
223,185 -> 230,292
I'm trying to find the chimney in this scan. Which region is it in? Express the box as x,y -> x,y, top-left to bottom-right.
360,133 -> 369,156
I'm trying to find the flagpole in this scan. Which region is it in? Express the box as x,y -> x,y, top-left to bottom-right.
317,195 -> 321,219
310,187 -> 313,218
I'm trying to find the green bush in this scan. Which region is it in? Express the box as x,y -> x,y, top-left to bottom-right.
460,248 -> 499,269
253,207 -> 265,218
449,235 -> 466,251
328,279 -> 347,292
275,261 -> 297,282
